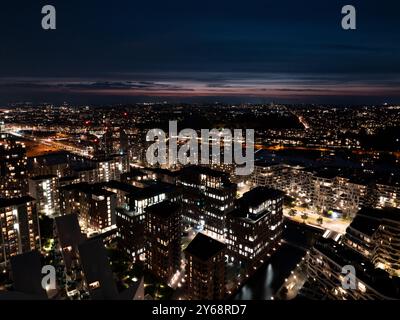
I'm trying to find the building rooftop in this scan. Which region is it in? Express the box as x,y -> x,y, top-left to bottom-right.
357,207 -> 400,224
122,168 -> 148,178
55,213 -> 86,247
102,180 -> 141,194
59,176 -> 77,182
180,165 -> 228,179
27,151 -> 71,166
143,167 -> 182,177
118,276 -> 144,300
78,238 -> 118,300
346,214 -> 381,237
184,232 -> 226,262
0,195 -> 35,208
10,251 -> 47,299
314,238 -> 400,299
91,188 -> 115,198
146,201 -> 181,219
59,182 -> 90,192
309,167 -> 341,180
239,186 -> 284,209
29,174 -> 57,181
60,182 -> 116,197
129,183 -> 176,200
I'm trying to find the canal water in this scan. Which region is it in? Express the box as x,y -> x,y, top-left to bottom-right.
233,220 -> 322,300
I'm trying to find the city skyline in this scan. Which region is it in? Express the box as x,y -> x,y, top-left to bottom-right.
1,0 -> 400,306
1,0 -> 400,104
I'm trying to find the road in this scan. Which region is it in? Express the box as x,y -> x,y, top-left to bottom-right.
283,207 -> 350,234
6,128 -> 91,158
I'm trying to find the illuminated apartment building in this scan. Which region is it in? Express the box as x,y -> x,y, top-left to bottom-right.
102,180 -> 140,208
128,129 -> 148,165
372,182 -> 400,209
116,208 -> 145,262
116,183 -> 179,262
302,238 -> 400,300
59,183 -> 116,234
59,176 -> 80,187
73,155 -> 129,184
100,127 -> 114,157
73,166 -> 99,184
0,196 -> 40,266
28,174 -> 60,216
331,176 -> 367,217
344,207 -> 400,277
252,162 -> 367,217
0,135 -> 28,198
178,166 -> 237,240
144,201 -> 181,284
184,233 -> 226,300
252,163 -> 312,201
121,168 -> 155,188
119,128 -> 129,154
342,211 -> 378,259
94,155 -> 129,182
88,188 -> 116,233
309,171 -> 366,217
226,187 -> 284,269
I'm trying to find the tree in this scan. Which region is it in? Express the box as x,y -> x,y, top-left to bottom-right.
289,209 -> 296,217
280,286 -> 289,299
301,213 -> 309,223
284,195 -> 296,208
301,203 -> 309,209
317,216 -> 323,225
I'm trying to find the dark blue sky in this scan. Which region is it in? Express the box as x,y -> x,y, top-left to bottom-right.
0,0 -> 399,104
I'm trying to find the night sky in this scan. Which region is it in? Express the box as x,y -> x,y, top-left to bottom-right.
0,0 -> 399,104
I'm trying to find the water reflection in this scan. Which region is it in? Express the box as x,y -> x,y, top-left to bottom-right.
233,244 -> 304,300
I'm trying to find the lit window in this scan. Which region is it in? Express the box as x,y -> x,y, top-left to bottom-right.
89,281 -> 101,289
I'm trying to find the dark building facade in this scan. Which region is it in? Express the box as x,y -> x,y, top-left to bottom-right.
144,201 -> 181,284
116,183 -> 179,262
178,166 -> 237,241
184,233 -> 226,300
226,187 -> 284,270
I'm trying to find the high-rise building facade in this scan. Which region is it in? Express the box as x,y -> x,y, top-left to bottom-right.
302,238 -> 400,300
178,166 -> 236,241
116,183 -> 179,262
0,196 -> 40,266
0,135 -> 28,198
28,174 -> 60,217
144,201 -> 181,284
184,233 -> 226,300
226,187 -> 284,270
344,207 -> 400,277
59,183 -> 116,234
